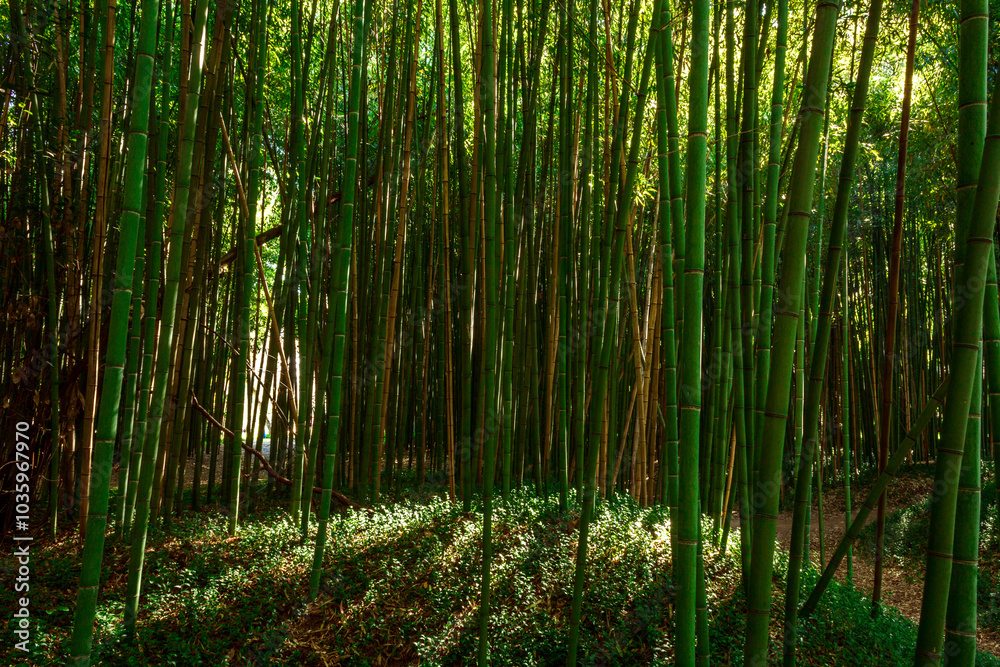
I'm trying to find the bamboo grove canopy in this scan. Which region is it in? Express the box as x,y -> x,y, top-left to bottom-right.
2,0 -> 1000,663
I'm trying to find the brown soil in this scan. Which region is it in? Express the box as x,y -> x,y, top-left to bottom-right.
761,467 -> 1000,656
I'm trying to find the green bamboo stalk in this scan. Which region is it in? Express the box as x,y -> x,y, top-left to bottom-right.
774,0 -> 886,660
985,248 -> 1000,550
124,0 -> 208,635
124,11 -> 171,530
752,0 -> 788,502
476,0 -> 499,658
68,0 -> 160,656
941,0 -> 989,659
309,0 -> 369,600
913,62 -> 1000,667
656,0 -> 678,518
499,0 -> 516,501
944,341 -> 982,664
300,11 -> 341,537
567,8 -> 658,663
15,0 -> 64,543
447,0 -> 474,514
741,0 -> 844,660
665,0 -> 684,337
434,0 -> 457,501
723,0 -> 751,583
284,0 -> 308,520
233,0 -> 266,535
842,260 -> 853,585
706,0 -> 723,514
736,0 -> 758,500
676,0 -> 710,661
79,0 -> 117,539
555,0 -> 572,513
45,222 -> 61,540
114,192 -> 148,534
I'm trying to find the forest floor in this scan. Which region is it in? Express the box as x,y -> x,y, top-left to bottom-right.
5,464 -> 999,666
773,462 -> 1000,656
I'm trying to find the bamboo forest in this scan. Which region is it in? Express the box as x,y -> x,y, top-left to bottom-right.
3,0 -> 1000,662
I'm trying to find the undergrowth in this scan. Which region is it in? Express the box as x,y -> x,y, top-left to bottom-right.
2,484 -> 998,665
855,464 -> 1000,634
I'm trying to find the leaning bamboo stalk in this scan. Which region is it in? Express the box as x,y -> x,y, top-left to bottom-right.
771,0 -> 886,662
801,377 -> 950,616
742,0 -> 848,659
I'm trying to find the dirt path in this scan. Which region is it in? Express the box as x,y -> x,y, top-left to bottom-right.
763,469 -> 1000,656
